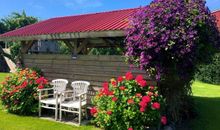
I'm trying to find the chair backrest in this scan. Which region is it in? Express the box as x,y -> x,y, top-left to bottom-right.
52,79 -> 68,92
71,81 -> 90,97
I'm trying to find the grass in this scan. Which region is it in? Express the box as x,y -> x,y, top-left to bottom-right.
0,73 -> 99,130
192,81 -> 220,130
1,73 -> 220,130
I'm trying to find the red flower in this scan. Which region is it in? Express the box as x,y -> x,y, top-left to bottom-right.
128,128 -> 133,130
125,72 -> 133,80
90,107 -> 98,116
139,101 -> 147,108
138,80 -> 147,87
112,97 -> 118,102
142,96 -> 151,103
161,116 -> 167,125
103,82 -> 109,88
135,93 -> 142,97
106,111 -> 112,115
150,86 -> 155,90
152,102 -> 160,110
36,77 -> 48,84
140,107 -> 145,112
148,92 -> 153,97
117,76 -> 124,82
111,81 -> 117,86
38,85 -> 44,89
21,81 -> 28,88
119,86 -> 125,90
127,99 -> 134,104
108,91 -> 114,96
135,75 -> 143,82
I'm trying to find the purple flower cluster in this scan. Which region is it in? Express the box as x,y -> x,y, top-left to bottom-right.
126,0 -> 219,80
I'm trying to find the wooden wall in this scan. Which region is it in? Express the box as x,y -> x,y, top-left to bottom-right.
23,54 -> 156,99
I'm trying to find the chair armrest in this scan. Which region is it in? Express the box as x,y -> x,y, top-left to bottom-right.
76,92 -> 87,97
60,90 -> 74,96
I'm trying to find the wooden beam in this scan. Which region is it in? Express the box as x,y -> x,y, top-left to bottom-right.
77,39 -> 88,54
0,30 -> 125,42
20,41 -> 34,54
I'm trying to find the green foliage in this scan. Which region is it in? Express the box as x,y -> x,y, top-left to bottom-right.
89,48 -> 123,55
0,11 -> 38,62
195,53 -> 220,85
0,68 -> 50,115
92,72 -> 166,130
1,11 -> 38,33
58,41 -> 71,54
10,42 -> 21,61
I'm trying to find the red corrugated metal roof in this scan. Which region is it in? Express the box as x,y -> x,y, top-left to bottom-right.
213,10 -> 220,28
0,8 -> 138,38
0,8 -> 219,38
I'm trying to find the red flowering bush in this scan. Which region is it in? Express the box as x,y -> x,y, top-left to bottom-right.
0,68 -> 50,115
92,72 -> 166,130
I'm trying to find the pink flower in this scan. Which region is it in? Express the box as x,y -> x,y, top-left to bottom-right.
119,86 -> 126,90
125,72 -> 133,80
103,82 -> 109,88
112,97 -> 118,102
161,116 -> 167,125
90,107 -> 98,116
106,111 -> 112,115
111,81 -> 117,86
135,93 -> 142,97
149,86 -> 155,90
152,102 -> 160,110
127,99 -> 134,104
117,76 -> 124,82
139,101 -> 147,108
148,92 -> 153,96
142,96 -> 151,103
128,128 -> 133,130
138,80 -> 147,87
135,75 -> 143,82
38,85 -> 44,89
140,107 -> 145,112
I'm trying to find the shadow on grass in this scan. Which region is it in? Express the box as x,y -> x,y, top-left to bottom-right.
191,96 -> 220,130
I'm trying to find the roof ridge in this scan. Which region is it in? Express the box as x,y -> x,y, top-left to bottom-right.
212,9 -> 220,14
50,7 -> 140,20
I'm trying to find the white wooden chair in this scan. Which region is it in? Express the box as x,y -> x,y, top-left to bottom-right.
59,81 -> 90,125
38,79 -> 68,120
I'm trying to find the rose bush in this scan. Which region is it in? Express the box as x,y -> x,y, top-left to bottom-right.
91,72 -> 166,130
0,68 -> 50,115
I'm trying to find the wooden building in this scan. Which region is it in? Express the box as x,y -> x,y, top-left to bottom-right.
0,8 -> 154,92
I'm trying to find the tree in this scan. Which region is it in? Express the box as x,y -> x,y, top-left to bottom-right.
0,11 -> 38,63
125,0 -> 220,122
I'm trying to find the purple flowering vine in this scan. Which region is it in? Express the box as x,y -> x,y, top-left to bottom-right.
125,0 -> 220,80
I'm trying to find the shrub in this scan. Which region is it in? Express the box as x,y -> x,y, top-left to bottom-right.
125,0 -> 220,121
91,72 -> 166,130
0,68 -> 50,115
195,53 -> 220,85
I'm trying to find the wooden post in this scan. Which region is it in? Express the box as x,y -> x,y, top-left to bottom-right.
18,41 -> 34,68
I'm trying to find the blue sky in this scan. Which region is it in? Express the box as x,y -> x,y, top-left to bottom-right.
0,0 -> 219,20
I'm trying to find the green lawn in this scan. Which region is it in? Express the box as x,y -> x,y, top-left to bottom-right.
0,73 -> 220,130
0,73 -> 98,130
192,81 -> 220,130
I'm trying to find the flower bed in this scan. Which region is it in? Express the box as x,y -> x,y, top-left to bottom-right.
0,68 -> 50,115
91,72 -> 167,130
